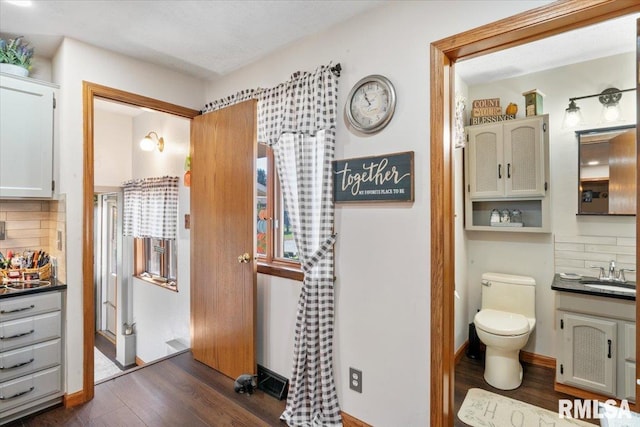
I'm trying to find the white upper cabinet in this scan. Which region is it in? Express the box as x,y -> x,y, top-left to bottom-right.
0,74 -> 57,198
467,115 -> 548,200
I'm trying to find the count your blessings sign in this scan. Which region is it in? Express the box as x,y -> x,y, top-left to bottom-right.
333,151 -> 414,202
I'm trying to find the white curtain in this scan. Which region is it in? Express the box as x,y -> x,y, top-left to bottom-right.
258,64 -> 341,426
122,176 -> 179,240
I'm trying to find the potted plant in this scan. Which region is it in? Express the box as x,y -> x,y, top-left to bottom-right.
0,36 -> 34,77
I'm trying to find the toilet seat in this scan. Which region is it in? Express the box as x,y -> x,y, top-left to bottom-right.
475,309 -> 529,336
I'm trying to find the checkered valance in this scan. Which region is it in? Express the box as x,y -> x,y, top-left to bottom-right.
123,176 -> 179,240
257,64 -> 338,145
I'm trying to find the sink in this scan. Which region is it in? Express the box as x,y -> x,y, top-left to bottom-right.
4,281 -> 52,291
583,283 -> 636,294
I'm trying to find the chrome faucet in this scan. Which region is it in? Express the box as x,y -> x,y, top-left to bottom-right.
590,260 -> 635,283
608,260 -> 616,279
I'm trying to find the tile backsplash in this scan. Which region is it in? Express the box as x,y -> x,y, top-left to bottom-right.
0,197 -> 66,284
554,234 -> 636,282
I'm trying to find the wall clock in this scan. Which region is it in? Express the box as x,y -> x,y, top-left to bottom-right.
345,74 -> 396,134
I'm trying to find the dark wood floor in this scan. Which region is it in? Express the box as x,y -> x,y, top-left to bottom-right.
6,351 -> 287,426
454,353 -> 598,426
7,348 -> 599,426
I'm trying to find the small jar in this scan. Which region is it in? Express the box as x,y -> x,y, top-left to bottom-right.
511,209 -> 523,224
500,209 -> 511,223
490,209 -> 500,224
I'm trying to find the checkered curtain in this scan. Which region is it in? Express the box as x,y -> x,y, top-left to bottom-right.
258,64 -> 341,426
122,176 -> 179,240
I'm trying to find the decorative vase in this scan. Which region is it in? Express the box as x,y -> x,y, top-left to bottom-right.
0,63 -> 29,77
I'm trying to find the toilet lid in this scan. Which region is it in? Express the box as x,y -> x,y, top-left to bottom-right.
475,309 -> 530,336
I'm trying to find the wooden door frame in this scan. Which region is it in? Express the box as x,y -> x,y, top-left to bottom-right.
430,1 -> 640,425
73,82 -> 199,405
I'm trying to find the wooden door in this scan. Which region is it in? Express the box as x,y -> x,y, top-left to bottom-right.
190,100 -> 257,379
608,128 -> 636,214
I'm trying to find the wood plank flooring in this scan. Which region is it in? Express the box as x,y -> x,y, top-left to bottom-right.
7,349 -> 600,426
455,354 -> 598,425
6,351 -> 286,427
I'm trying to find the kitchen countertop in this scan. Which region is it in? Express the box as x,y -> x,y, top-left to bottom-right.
0,279 -> 67,299
551,273 -> 635,301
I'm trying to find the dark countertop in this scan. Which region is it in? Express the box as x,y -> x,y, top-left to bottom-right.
0,279 -> 67,299
552,273 -> 636,301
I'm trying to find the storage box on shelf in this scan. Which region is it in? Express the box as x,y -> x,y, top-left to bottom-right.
464,114 -> 550,232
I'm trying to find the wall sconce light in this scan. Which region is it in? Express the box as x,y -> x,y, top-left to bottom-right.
139,131 -> 165,152
562,87 -> 635,129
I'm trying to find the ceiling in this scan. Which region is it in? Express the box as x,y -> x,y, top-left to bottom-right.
2,2 -> 636,88
456,13 -> 639,86
0,0 -> 385,81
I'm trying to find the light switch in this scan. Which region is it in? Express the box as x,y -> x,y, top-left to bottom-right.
0,221 -> 5,240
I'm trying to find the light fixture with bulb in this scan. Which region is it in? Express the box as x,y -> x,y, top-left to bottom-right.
139,131 -> 164,152
562,87 -> 634,129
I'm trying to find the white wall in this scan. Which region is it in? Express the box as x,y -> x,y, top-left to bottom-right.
131,111 -> 192,362
461,52 -> 636,358
94,109 -> 133,187
203,2 -> 547,425
51,37 -> 204,394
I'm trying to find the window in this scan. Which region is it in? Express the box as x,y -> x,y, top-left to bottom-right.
134,237 -> 178,291
257,143 -> 302,281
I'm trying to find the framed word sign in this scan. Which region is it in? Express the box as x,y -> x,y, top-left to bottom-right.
333,151 -> 414,202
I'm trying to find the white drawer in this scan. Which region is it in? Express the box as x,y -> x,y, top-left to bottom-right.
0,292 -> 61,322
0,365 -> 61,413
624,322 -> 636,362
0,312 -> 61,352
0,339 -> 61,383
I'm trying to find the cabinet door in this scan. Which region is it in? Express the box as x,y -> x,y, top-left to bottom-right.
0,75 -> 55,198
559,312 -> 616,396
503,116 -> 546,197
467,123 -> 504,199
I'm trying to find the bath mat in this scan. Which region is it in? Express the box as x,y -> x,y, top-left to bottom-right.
94,347 -> 122,382
458,388 -> 593,427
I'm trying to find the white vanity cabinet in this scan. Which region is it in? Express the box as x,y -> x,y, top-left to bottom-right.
464,115 -> 550,232
0,291 -> 64,424
555,291 -> 635,402
557,311 -> 617,396
622,322 -> 636,401
0,74 -> 57,198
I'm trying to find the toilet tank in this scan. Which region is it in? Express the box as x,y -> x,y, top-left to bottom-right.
481,272 -> 536,318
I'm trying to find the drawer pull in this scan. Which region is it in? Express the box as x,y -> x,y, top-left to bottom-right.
0,330 -> 35,340
0,386 -> 34,401
0,305 -> 35,314
0,358 -> 34,370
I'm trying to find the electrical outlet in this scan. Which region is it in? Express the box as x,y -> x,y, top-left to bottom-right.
0,221 -> 5,240
349,367 -> 362,393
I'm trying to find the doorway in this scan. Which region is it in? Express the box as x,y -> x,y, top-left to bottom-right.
80,82 -> 200,403
95,192 -> 120,343
429,2 -> 640,425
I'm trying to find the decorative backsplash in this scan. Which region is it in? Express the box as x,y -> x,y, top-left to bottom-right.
0,197 -> 66,283
554,234 -> 636,282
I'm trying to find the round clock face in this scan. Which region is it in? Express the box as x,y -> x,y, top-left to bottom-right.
346,75 -> 396,134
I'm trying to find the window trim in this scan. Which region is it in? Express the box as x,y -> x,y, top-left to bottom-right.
257,145 -> 303,282
133,238 -> 179,292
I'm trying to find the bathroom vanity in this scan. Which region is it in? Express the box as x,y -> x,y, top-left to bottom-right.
552,274 -> 635,402
0,282 -> 66,425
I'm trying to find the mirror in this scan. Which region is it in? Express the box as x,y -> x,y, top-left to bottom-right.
578,125 -> 636,215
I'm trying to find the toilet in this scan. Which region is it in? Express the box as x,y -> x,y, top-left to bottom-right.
473,272 -> 536,390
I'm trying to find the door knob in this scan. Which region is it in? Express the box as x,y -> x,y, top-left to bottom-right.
237,253 -> 251,263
